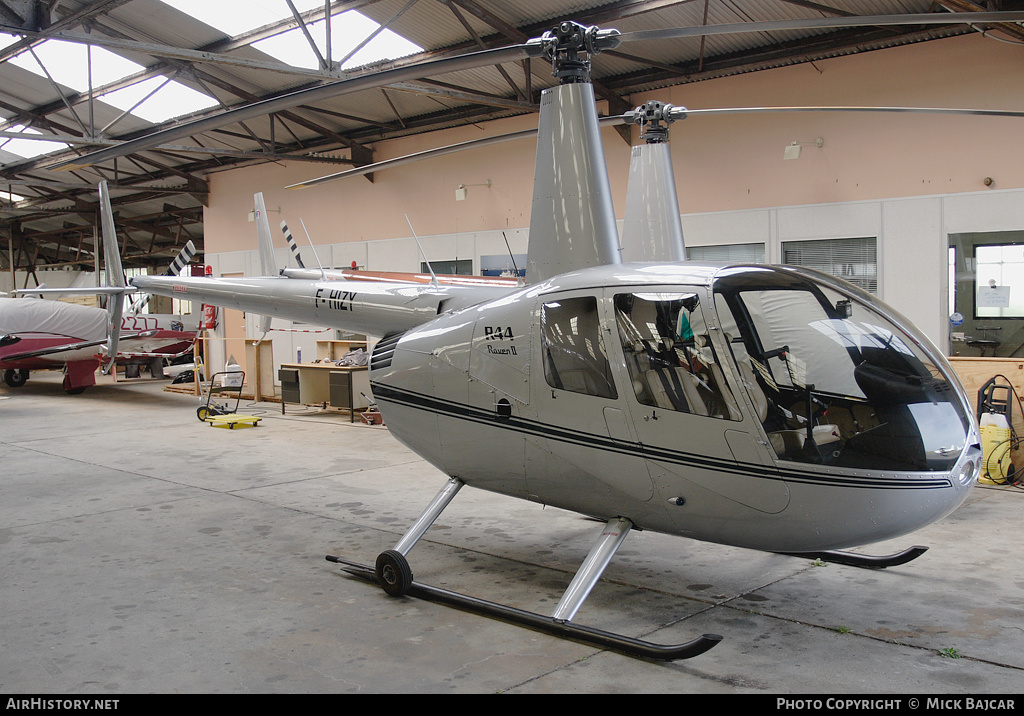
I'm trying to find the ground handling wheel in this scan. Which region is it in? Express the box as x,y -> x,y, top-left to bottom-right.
375,550 -> 413,597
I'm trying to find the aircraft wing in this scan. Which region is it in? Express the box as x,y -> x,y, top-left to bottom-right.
1,331 -> 157,362
131,274 -> 516,338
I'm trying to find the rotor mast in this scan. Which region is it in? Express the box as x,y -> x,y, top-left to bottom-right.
620,101 -> 688,263
526,22 -> 623,284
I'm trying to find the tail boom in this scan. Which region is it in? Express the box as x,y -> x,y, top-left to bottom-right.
131,274 -> 514,337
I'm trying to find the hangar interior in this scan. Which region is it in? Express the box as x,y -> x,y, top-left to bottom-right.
2,0 -> 1024,695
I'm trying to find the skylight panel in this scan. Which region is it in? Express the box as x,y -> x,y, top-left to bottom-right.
101,76 -> 219,124
0,125 -> 69,159
158,0 -> 323,37
253,11 -> 423,69
6,35 -> 217,125
8,39 -> 146,92
159,0 -> 422,70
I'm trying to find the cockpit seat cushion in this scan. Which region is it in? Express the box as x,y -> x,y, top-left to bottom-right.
768,424 -> 842,458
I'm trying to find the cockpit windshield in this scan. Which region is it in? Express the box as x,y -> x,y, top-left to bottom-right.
713,270 -> 971,472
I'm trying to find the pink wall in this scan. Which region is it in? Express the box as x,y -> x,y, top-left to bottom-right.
650,33 -> 1024,215
204,33 -> 1024,256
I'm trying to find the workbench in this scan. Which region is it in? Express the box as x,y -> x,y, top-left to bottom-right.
277,362 -> 371,421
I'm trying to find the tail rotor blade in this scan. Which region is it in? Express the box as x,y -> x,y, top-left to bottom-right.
130,240 -> 196,315
281,221 -> 305,268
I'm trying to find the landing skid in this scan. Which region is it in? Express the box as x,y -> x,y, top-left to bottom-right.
326,553 -> 722,661
325,476 -> 722,661
780,545 -> 928,569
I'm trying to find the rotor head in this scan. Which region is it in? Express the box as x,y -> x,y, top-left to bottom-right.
626,101 -> 689,143
531,21 -> 622,84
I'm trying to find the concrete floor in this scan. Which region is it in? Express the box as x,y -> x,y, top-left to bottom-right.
2,371 -> 1023,695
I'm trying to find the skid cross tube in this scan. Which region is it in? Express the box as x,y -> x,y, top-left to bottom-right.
552,516 -> 632,621
326,554 -> 722,661
394,476 -> 464,556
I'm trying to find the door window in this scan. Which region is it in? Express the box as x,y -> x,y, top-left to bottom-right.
540,296 -> 617,399
613,291 -> 740,420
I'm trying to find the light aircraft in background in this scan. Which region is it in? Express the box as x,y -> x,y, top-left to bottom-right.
1,183 -> 199,393
118,15 -> 1016,659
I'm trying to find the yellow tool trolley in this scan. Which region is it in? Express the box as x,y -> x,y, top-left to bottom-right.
197,370 -> 262,429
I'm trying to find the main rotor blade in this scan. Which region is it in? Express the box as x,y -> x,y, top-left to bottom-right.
55,43 -> 539,171
681,105 -> 1024,119
287,115 -> 631,189
619,11 -> 1024,43
287,104 -> 1024,189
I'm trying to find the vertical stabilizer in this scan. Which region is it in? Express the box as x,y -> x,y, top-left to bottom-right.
98,182 -> 124,369
254,193 -> 278,277
254,193 -> 277,334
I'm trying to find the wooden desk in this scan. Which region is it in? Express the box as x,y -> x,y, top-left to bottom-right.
278,362 -> 371,421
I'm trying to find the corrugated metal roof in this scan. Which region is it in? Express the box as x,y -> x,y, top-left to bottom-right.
1,0 -> 1018,270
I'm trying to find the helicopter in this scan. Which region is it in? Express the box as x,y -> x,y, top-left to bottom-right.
114,15 -> 1015,660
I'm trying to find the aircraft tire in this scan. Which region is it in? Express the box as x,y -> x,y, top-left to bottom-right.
375,550 -> 413,597
4,368 -> 27,388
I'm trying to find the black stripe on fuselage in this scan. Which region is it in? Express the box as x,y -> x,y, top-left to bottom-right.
370,382 -> 954,491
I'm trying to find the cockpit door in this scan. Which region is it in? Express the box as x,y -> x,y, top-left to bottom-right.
605,286 -> 790,516
525,290 -> 655,510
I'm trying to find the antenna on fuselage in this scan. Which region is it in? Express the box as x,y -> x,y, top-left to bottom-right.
405,214 -> 438,286
502,231 -> 524,286
298,219 -> 327,281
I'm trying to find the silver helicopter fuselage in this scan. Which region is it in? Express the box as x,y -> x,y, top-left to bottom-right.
369,260 -> 979,553
139,258 -> 979,554
132,29 -> 979,557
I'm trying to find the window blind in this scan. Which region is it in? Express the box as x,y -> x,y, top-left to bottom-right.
782,237 -> 877,293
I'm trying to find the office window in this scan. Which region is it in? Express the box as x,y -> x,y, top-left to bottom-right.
687,243 -> 765,263
782,237 -> 877,294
